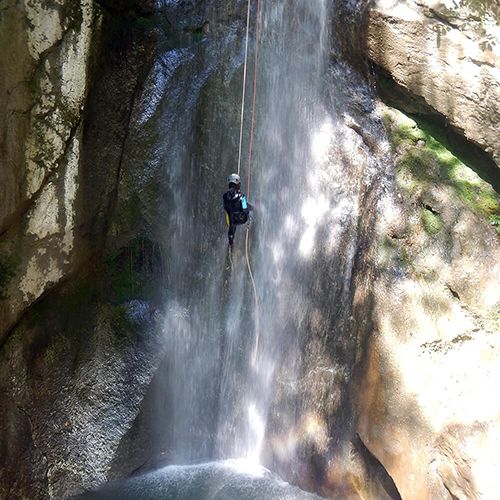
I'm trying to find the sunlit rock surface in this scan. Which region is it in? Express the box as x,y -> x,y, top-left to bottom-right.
353,103 -> 500,499
0,2 -> 165,498
0,0 -> 97,341
366,0 -> 500,167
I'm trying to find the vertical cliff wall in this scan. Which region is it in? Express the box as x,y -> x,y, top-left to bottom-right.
366,0 -> 500,168
0,1 -> 167,497
0,0 -> 97,340
0,1 -> 262,497
348,1 -> 500,498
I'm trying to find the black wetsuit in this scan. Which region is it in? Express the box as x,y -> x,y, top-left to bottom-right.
223,187 -> 252,246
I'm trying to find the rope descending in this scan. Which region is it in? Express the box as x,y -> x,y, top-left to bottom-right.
236,0 -> 262,366
237,0 -> 252,176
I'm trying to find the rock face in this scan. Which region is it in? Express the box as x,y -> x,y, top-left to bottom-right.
0,1 -> 251,498
353,105 -> 500,499
357,4 -> 500,496
0,294 -> 165,498
366,0 -> 500,167
0,1 -> 168,497
0,0 -> 97,340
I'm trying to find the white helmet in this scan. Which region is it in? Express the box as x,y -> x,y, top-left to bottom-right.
228,173 -> 241,185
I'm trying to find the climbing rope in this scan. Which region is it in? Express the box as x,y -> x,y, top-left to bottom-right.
246,0 -> 261,197
238,0 -> 262,366
234,0 -> 262,365
237,0 -> 252,176
246,226 -> 260,365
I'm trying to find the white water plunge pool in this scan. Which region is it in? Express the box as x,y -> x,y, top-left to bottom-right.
79,460 -> 322,499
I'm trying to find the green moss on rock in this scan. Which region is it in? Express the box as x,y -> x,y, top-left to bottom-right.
421,208 -> 443,235
24,248 -> 159,372
383,112 -> 426,149
105,237 -> 162,304
383,107 -> 500,231
397,149 -> 436,182
460,0 -> 500,17
441,162 -> 500,223
490,214 -> 500,228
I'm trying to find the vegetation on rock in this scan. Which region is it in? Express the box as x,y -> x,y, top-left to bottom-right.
420,207 -> 444,235
382,107 -> 500,233
105,237 -> 162,305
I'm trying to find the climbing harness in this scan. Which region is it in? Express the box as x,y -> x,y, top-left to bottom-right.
236,0 -> 262,366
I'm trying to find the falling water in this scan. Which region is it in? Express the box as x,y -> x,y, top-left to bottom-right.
215,0 -> 335,462
122,0 -> 390,482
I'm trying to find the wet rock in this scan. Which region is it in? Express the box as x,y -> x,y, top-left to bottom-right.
1,1 -> 499,499
0,2 -> 163,498
96,0 -> 158,15
0,0 -> 245,497
0,276 -> 166,498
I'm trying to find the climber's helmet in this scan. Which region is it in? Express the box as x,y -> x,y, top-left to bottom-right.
228,173 -> 241,188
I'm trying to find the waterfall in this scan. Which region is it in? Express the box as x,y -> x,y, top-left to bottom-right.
215,0 -> 334,462
126,0 -> 390,473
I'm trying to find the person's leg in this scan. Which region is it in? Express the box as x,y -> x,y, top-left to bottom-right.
228,224 -> 236,246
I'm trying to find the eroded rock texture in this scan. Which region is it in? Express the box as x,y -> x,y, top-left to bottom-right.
0,0 -> 97,340
0,1 -> 167,497
352,3 -> 500,497
0,1 -> 250,498
352,105 -> 500,499
366,0 -> 500,167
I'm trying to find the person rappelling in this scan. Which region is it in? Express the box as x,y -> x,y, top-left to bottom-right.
223,173 -> 253,247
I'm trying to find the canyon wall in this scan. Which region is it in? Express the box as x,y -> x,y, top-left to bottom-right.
351,1 -> 499,498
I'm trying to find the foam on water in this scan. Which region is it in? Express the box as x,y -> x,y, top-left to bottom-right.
80,460 -> 322,500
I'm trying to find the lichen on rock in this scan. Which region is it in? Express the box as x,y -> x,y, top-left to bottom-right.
0,0 -> 100,343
